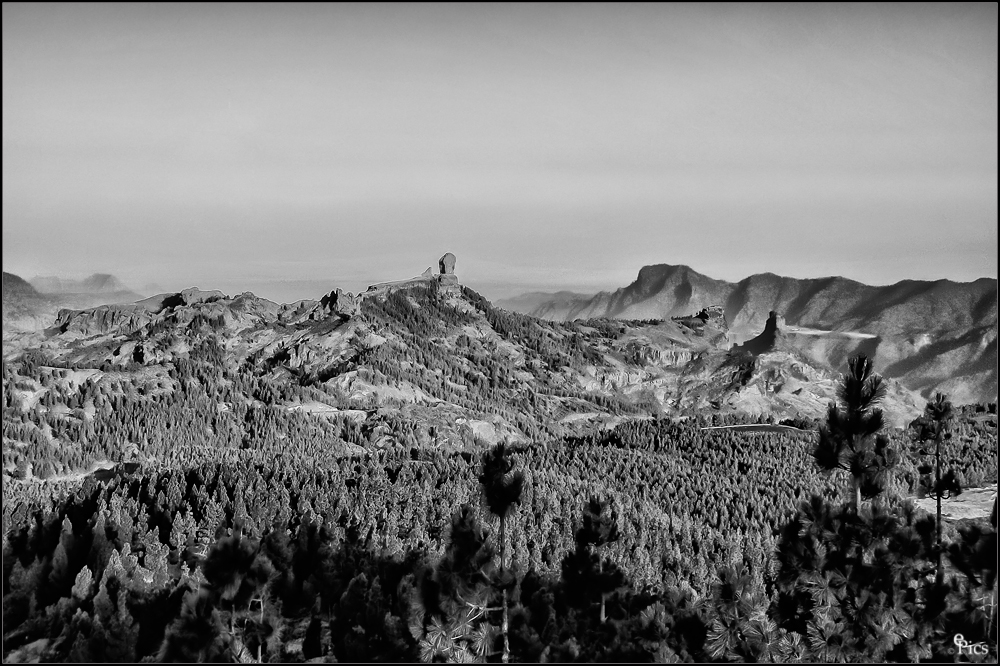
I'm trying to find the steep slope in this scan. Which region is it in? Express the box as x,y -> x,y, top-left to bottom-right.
559,264 -> 732,322
510,265 -> 998,404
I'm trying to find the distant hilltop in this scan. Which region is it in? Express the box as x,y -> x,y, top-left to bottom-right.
30,273 -> 140,297
3,272 -> 40,299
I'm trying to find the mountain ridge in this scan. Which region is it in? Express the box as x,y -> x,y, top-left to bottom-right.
3,261 -> 927,446
499,263 -> 998,404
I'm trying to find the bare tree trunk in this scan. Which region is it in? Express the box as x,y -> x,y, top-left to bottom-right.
501,517 -> 510,664
502,588 -> 510,664
599,557 -> 606,624
935,433 -> 943,583
852,434 -> 861,514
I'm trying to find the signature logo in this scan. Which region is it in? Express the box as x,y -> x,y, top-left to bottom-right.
952,634 -> 991,656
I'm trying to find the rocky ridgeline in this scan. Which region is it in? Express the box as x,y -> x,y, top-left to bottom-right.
5,253 -> 930,429
510,264 -> 997,405
38,253 -> 462,342
366,253 -> 460,292
50,304 -> 153,337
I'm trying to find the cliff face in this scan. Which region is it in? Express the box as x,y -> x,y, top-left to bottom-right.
52,304 -> 153,337
562,265 -> 733,322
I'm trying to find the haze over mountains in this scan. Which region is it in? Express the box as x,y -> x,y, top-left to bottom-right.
2,272 -> 144,333
30,273 -> 139,297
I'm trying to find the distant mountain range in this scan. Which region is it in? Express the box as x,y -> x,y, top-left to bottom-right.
4,260 -> 995,419
30,273 -> 142,298
498,264 -> 998,405
2,261 -> 928,440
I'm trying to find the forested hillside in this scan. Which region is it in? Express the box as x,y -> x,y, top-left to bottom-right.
2,279 -> 996,662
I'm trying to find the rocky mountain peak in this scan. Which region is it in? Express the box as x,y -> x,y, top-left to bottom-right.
733,310 -> 786,356
439,253 -> 456,275
438,252 -> 459,287
320,289 -> 360,319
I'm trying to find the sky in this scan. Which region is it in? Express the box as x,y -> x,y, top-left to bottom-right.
3,3 -> 997,303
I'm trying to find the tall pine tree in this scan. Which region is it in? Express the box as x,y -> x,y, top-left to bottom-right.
479,442 -> 524,663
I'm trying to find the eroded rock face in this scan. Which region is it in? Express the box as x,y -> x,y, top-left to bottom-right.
436,253 -> 459,287
51,304 -> 152,337
439,253 -> 456,275
320,289 -> 359,319
734,311 -> 786,356
699,305 -> 728,328
179,288 -> 227,305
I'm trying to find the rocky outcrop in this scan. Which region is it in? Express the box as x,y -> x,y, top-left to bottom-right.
699,305 -> 727,327
733,311 -> 785,356
50,304 -> 153,337
623,341 -> 696,366
320,289 -> 359,319
366,255 -> 461,293
438,253 -> 459,287
137,288 -> 228,313
670,304 -> 730,347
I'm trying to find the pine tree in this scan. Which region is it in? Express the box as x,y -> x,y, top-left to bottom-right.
159,524 -> 279,662
71,565 -> 94,601
479,442 -> 524,663
772,356 -> 920,661
911,392 -> 962,583
813,355 -> 895,513
705,563 -> 803,662
157,586 -> 228,662
560,496 -> 626,624
406,505 -> 496,663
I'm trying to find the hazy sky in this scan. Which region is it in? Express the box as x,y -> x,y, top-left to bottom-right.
3,3 -> 997,302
